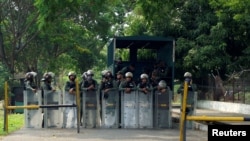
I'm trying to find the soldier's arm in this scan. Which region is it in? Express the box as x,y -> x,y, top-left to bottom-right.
137,84 -> 142,91
118,82 -> 126,91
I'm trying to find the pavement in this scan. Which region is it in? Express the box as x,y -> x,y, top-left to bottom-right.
0,100 -> 208,141
2,103 -> 250,141
2,104 -> 248,141
0,128 -> 208,141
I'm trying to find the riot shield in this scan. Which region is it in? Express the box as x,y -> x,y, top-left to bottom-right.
43,90 -> 63,128
24,89 -> 42,128
62,91 -> 77,128
138,90 -> 153,128
82,90 -> 98,128
121,90 -> 138,128
101,89 -> 119,128
180,90 -> 197,129
153,88 -> 172,128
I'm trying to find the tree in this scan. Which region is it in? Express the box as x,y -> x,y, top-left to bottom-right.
209,0 -> 250,70
0,0 -> 39,75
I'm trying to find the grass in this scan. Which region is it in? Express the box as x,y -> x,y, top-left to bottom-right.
0,109 -> 24,136
172,83 -> 181,105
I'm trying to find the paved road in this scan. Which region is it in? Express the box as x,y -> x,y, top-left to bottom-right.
1,128 -> 207,141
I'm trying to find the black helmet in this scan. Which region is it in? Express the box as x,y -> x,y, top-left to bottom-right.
25,71 -> 37,80
105,71 -> 113,78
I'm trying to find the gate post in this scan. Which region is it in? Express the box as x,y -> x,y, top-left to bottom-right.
180,80 -> 188,141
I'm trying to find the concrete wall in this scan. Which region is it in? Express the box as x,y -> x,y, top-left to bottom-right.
197,100 -> 250,115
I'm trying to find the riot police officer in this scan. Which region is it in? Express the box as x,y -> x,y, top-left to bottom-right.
79,72 -> 86,121
81,70 -> 97,91
41,72 -> 57,128
41,72 -> 56,107
100,71 -> 117,98
177,72 -> 197,129
119,72 -> 137,93
64,71 -> 77,128
80,72 -> 87,83
24,71 -> 37,93
23,71 -> 38,128
115,71 -> 124,87
149,71 -> 160,90
41,72 -> 56,91
177,72 -> 196,94
137,73 -> 152,94
156,80 -> 168,94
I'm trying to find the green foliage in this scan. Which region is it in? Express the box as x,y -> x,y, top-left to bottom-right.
209,0 -> 250,71
172,0 -> 231,79
137,49 -> 157,61
0,0 -> 39,74
133,0 -> 177,36
69,46 -> 95,73
34,0 -> 81,29
1,0 -> 250,85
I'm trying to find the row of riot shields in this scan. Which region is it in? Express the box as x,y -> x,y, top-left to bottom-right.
98,88 -> 172,129
24,87 -> 172,129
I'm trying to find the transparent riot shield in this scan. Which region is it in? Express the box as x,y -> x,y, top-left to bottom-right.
82,90 -> 98,128
62,91 -> 77,128
101,89 -> 119,128
138,90 -> 153,128
121,90 -> 138,128
24,89 -> 42,128
43,90 -> 63,128
153,88 -> 172,128
180,90 -> 197,129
